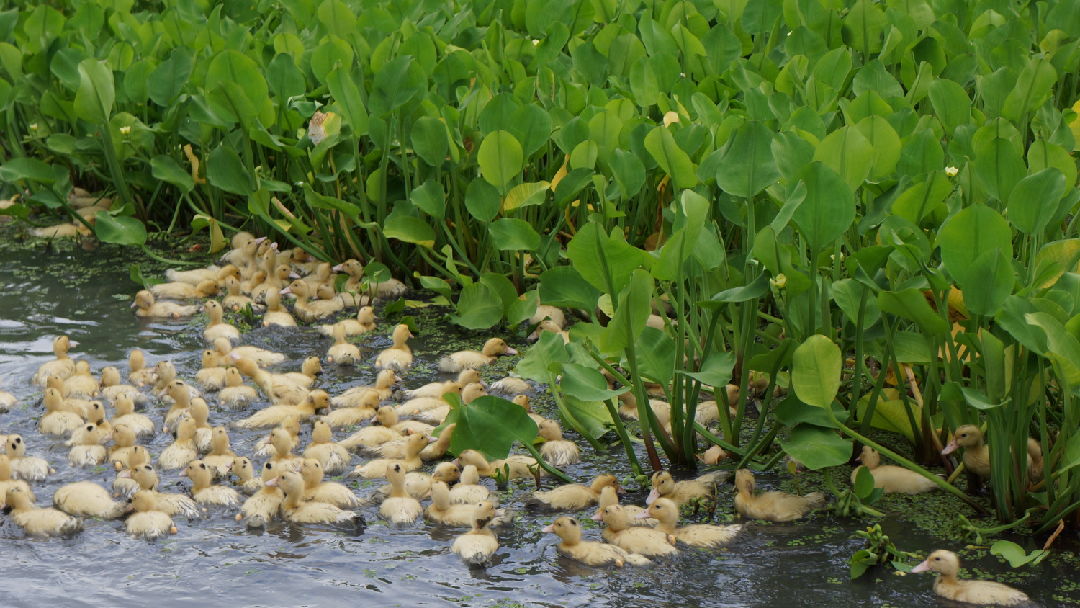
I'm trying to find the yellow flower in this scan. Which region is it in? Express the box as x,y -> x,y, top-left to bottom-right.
770,273 -> 787,289
945,166 -> 959,177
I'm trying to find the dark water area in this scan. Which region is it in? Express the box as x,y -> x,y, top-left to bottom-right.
0,237 -> 1076,608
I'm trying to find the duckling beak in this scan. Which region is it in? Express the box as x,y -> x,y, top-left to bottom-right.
941,440 -> 958,455
634,510 -> 650,520
590,510 -> 603,521
179,470 -> 188,478
541,524 -> 554,533
645,489 -> 659,504
332,264 -> 343,272
427,435 -> 438,444
911,560 -> 930,573
505,347 -> 518,355
116,469 -> 131,479
280,287 -> 292,295
265,477 -> 278,487
130,300 -> 138,308
288,272 -> 300,279
254,237 -> 267,244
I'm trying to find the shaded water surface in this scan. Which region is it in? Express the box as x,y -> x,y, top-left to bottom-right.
0,241 -> 1076,607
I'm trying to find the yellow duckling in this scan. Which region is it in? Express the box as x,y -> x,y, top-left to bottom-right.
338,408 -> 402,451
413,382 -> 485,425
265,355 -> 323,391
63,360 -> 100,399
251,263 -> 293,305
0,387 -> 14,412
538,419 -> 580,467
457,449 -> 542,480
237,460 -> 286,527
108,424 -> 144,469
53,480 -> 127,519
301,262 -> 334,291
202,427 -> 237,477
219,231 -> 257,267
132,289 -> 198,318
375,461 -> 461,501
271,470 -> 358,524
39,387 -> 84,436
260,288 -> 295,327
230,457 -> 264,495
0,455 -> 34,508
529,474 -> 619,511
125,490 -> 178,538
266,427 -> 302,469
253,416 -> 301,459
46,375 -> 92,417
127,348 -> 156,387
100,365 -> 145,405
426,480 -> 486,526
125,463 -> 200,519
217,337 -> 286,367
379,462 -> 424,524
332,369 -> 399,407
158,417 -> 198,471
153,362 -> 181,401
4,486 -> 80,537
451,501 -> 500,565
912,550 -> 1029,606
598,505 -> 677,556
733,469 -> 825,522
438,338 -> 518,372
33,335 -> 77,385
942,425 -> 1043,484
150,278 -> 218,300
544,516 -> 651,567
422,423 -> 455,461
162,380 -> 195,430
370,408 -> 434,446
489,375 -> 531,395
593,485 -> 651,524
165,263 -> 238,286
300,458 -> 361,508
326,322 -> 362,366
112,446 -> 150,495
646,470 -> 727,506
319,305 -> 375,337
181,460 -> 241,507
234,389 -> 331,428
218,367 -> 258,408
374,324 -> 414,371
641,498 -> 741,547
404,370 -> 481,399
281,279 -> 340,322
202,300 -> 240,343
350,433 -> 430,478
6,434 -> 51,480
852,446 -> 937,494
303,419 -> 351,474
450,464 -> 493,504
221,275 -> 253,312
194,350 -> 228,392
333,258 -> 406,300
188,397 -> 214,452
323,390 -> 381,430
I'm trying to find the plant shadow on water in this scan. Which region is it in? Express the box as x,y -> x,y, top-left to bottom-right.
0,240 -> 1077,607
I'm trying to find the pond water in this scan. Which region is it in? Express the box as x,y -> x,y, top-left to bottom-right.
0,238 -> 1076,608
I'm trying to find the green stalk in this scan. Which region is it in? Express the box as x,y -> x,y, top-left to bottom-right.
603,397 -> 644,478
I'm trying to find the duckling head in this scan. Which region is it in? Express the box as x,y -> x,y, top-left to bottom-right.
300,459 -> 324,485
942,425 -> 983,455
457,369 -> 482,385
307,390 -> 331,412
7,434 -> 25,457
647,471 -> 675,504
376,369 -> 399,389
857,446 -> 881,468
542,516 -> 582,543
538,419 -> 563,441
431,461 -> 461,483
128,490 -> 159,514
481,338 -> 517,357
462,383 -> 486,403
302,356 -> 323,377
101,366 -> 122,387
132,290 -> 155,310
734,469 -> 756,495
911,550 -> 960,577
4,486 -> 32,512
642,498 -> 679,525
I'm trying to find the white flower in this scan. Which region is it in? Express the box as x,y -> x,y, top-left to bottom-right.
29,123 -> 38,131
532,39 -> 540,46
119,126 -> 132,135
945,166 -> 959,177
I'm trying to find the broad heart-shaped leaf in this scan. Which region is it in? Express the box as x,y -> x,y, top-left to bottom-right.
599,269 -> 653,356
204,50 -> 267,121
791,162 -> 855,252
560,363 -> 627,401
853,466 -> 876,500
1025,312 -> 1080,386
409,179 -> 445,219
780,424 -> 852,470
927,78 -> 971,134
0,157 -> 65,184
635,327 -> 675,386
150,155 -> 194,193
93,211 -> 146,246
411,115 -> 449,167
561,394 -> 612,441
680,351 -> 736,388
445,395 -> 538,460
990,540 -> 1049,568
516,331 -> 570,382
610,148 -> 646,198
995,296 -> 1049,354
877,288 -> 950,337
1008,168 -> 1066,235
383,211 -> 435,247
707,272 -> 770,304
644,125 -> 698,189
326,66 -> 369,136
962,248 -> 1013,316
714,121 -> 777,198
973,138 -> 1026,202
74,58 -> 114,123
465,177 -> 500,222
488,218 -> 540,251
538,266 -> 601,312
370,55 -> 424,115
566,220 -> 649,295
853,116 -> 901,180
502,181 -> 549,212
792,334 -> 841,408
937,204 -> 1013,290
477,130 -> 523,193
1002,58 -> 1057,124
813,126 -> 872,190
148,47 -> 193,107
450,282 -> 503,329
206,145 -> 254,196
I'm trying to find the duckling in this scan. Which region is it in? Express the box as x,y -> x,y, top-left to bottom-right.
511,394 -> 547,426
489,375 -> 531,395
395,389 -> 460,418
165,263 -> 238,286
158,417 -> 198,471
326,323 -> 362,366
125,463 -> 200,519
912,550 -> 1029,606
529,474 -> 618,511
252,264 -> 293,305
373,406 -> 435,439
646,470 -> 727,506
187,397 -> 214,452
733,469 -> 825,522
181,460 -> 241,507
53,480 -> 127,519
253,416 -> 301,459
220,231 -> 257,267
942,425 -> 1043,485
216,337 -> 286,367
334,258 -> 406,300
125,490 -> 178,538
301,262 -> 334,291
230,457 -> 264,495
852,446 -> 937,494
281,280 -> 340,322
33,335 -> 77,385
404,370 -> 481,399
241,269 -> 267,294
699,445 -> 728,465
530,303 -> 566,329
194,350 -> 228,392
100,365 -> 146,405
449,464 -> 493,504
163,380 -> 195,430
303,419 -> 351,474
63,360 -> 100,398
350,433 -> 430,478
319,305 -> 375,337
456,449 -> 542,480
81,400 -> 112,438
202,300 -> 240,343
413,382 -> 485,425
221,275 -> 253,312
112,446 -> 150,495
438,338 -> 518,372
323,390 -> 381,429
0,455 -> 33,508
374,461 -> 461,501
426,480 -> 485,526
151,278 -> 219,300
300,458 -> 361,508
641,498 -> 741,547
374,324 -> 414,371
421,423 -> 455,461
261,289 -> 296,327
538,419 -> 580,467
132,289 -> 199,318
338,411 -> 402,452
46,375 -> 92,417
151,361 -> 179,399
376,462 -> 424,524
202,427 -> 237,477
272,470 -> 359,524
126,349 -> 156,387
237,460 -> 285,527
544,516 -> 651,567
266,427 -> 302,469
4,487 -> 81,537
39,387 -> 85,436
529,319 -> 570,343
451,501 -> 500,565
0,388 -> 14,412
218,367 -> 258,409
593,485 -> 651,524
332,369 -> 399,407
6,434 -> 51,480
234,389 -> 330,428
598,505 -> 677,556
108,424 -> 143,469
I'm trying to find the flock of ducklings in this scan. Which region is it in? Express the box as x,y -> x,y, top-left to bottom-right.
0,232 -> 1035,604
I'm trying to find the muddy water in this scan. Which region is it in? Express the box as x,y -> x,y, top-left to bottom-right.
0,240 -> 1075,607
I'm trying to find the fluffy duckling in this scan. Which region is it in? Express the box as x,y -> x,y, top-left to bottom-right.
33,335 -> 77,385
538,419 -> 580,467
598,505 -> 677,556
457,449 -> 542,480
529,474 -> 618,511
231,457 -> 265,495
438,338 -> 518,372
0,388 -> 13,412
379,462 -> 424,524
181,460 -> 241,507
221,275 -> 253,312
132,290 -> 198,318
4,486 -> 80,537
594,485 -> 651,524
125,350 -> 156,389
220,231 -> 257,267
251,263 -> 293,305
158,417 -> 198,471
64,360 -> 100,399
252,416 -> 301,458
646,470 -> 727,506
641,498 -> 741,547
6,434 -> 51,480
0,455 -> 33,508
942,425 -> 1043,484
323,391 -> 381,430
100,365 -> 145,405
272,470 -> 358,524
912,550 -> 1029,606
125,490 -> 178,538
39,387 -> 84,436
165,263 -> 238,286
126,463 -> 200,519
326,323 -> 362,366
426,480 -> 485,526
202,300 -> 240,343
450,465 -> 493,504
237,460 -> 285,527
162,379 -> 194,428
852,446 -> 937,494
261,289 -> 296,327
422,423 -> 455,461
267,355 -> 323,390
512,394 -> 547,426
412,382 -> 484,425
300,459 -> 361,508
303,419 -> 351,474
218,367 -> 258,408
350,433 -> 430,478
451,501 -> 500,565
374,324 -> 414,371
188,397 -> 214,452
194,350 -> 228,392
338,408 -> 402,451
404,370 -> 481,399
217,337 -> 286,368
332,370 -> 398,407
372,406 -> 434,440
544,516 -> 651,567
53,481 -> 126,519
266,427 -> 302,469
151,278 -> 218,300
202,427 -> 238,477
108,424 -> 143,469
112,446 -> 150,495
489,375 -> 531,395
319,306 -> 375,337
333,258 -> 406,300
281,280 -> 340,322
152,361 -> 179,399
234,389 -> 330,428
733,469 -> 825,522
375,461 -> 461,501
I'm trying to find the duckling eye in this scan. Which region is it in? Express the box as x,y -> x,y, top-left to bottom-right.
264,463 -> 272,470
199,463 -> 207,469
932,557 -> 941,561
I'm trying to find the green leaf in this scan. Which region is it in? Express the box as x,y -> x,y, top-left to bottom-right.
450,282 -> 503,329
635,327 -> 675,386
566,220 -> 648,295
371,55 -> 424,115
148,47 -> 193,107
560,363 -> 627,401
93,211 -> 146,246
927,78 -> 971,133
446,395 -> 538,460
465,177 -> 500,222
708,273 -> 770,304
538,266 -> 601,313
1008,168 -> 1066,235
205,145 -> 254,196
326,66 -> 369,136
714,121 -> 777,198
644,125 -> 698,189
877,288 -> 949,337
792,162 -> 855,252
205,50 -> 268,124
409,179 -> 445,219
959,386 -> 1004,410
792,334 -> 842,408
477,130 -> 523,193
853,116 -> 901,180
610,149 -> 645,198
74,58 -> 114,123
515,331 -> 570,382
502,181 -> 549,212
561,395 -> 613,441
849,549 -> 879,580
0,157 -> 64,184
1002,58 -> 1057,123
780,424 -> 852,470
813,126 -> 872,190
854,466 -> 876,500
1057,433 -> 1080,476
990,540 -> 1050,568
937,204 -> 1013,292
488,218 -> 540,251
383,212 -> 435,248
681,351 -> 736,388
973,138 -> 1026,202
411,116 -> 448,167
150,155 -> 194,194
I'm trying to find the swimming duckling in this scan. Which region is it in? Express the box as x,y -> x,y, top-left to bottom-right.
218,367 -> 258,408
235,389 -> 331,428
374,461 -> 461,502
544,516 -> 651,567
332,370 -> 398,407
912,550 -> 1029,606
456,449 -> 542,480
4,486 -> 80,537
337,409 -> 402,452
258,354 -> 321,392
6,434 -> 51,480
151,278 -> 218,300
220,231 -> 257,268
251,263 -> 293,305
646,470 -> 727,506
194,350 -> 228,392
318,305 -> 375,337
699,445 -> 728,466
379,462 -> 424,524
158,417 -> 198,471
421,424 -> 455,461
425,479 -> 495,527
511,394 -> 547,426
350,433 -> 430,478
125,490 -> 178,538
230,457 -> 264,495
162,380 -> 195,428
151,361 -> 179,399
281,280 -> 340,322
404,370 -> 481,400
413,382 -> 484,425
182,460 -> 241,507
593,485 -> 652,524
942,425 -> 1043,486
216,337 -> 286,367
202,300 -> 240,343
39,387 -> 84,436
272,470 -> 359,524
112,446 -> 150,495
202,427 -> 238,477
333,258 -> 406,300
132,290 -> 198,318
451,501 -> 500,565
371,407 -> 434,442
253,416 -> 301,459
127,349 -> 156,387
489,375 -> 531,395
188,397 -> 214,452
237,460 -> 286,527
165,263 -> 238,286
63,360 -> 100,399
326,323 -> 362,367
221,275 -> 253,312
438,338 -> 517,372
641,498 -> 741,547
0,455 -> 33,508
266,427 -> 302,469
53,480 -> 127,519
324,391 -> 381,430
538,419 -> 580,467
32,335 -> 77,385
449,465 -> 494,504
300,459 -> 361,508
303,419 -> 351,474
733,469 -> 825,522
374,324 -> 414,371
529,474 -> 618,511
100,365 -> 146,405
852,446 -> 937,494
598,505 -> 677,556
125,463 -> 200,519
261,289 -> 296,327
46,375 -> 93,417
108,424 -> 144,469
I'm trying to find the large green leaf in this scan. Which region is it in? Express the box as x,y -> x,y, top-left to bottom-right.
515,331 -> 570,382
74,58 -> 114,123
560,363 -> 626,401
813,126 -> 872,190
0,157 -> 64,184
409,179 -> 445,219
326,66 -> 369,136
927,78 -> 971,133
148,48 -> 193,107
383,212 -> 435,248
644,125 -> 698,189
205,145 -> 254,195
205,50 -> 267,123
445,395 -> 538,460
150,155 -> 194,194
937,204 -> 1013,291
566,220 -> 648,295
635,327 -> 675,386
450,282 -> 503,329
538,266 -> 601,312
1008,168 -> 1066,235
792,334 -> 842,408
488,218 -> 540,251
1002,58 -> 1057,123
94,211 -> 146,246
877,288 -> 949,337
791,162 -> 855,252
780,425 -> 852,470
411,116 -> 449,167
681,351 -> 736,388
477,130 -> 523,193
714,121 -> 777,198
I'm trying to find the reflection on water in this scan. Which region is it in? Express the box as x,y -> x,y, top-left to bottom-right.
0,240 -> 1074,608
